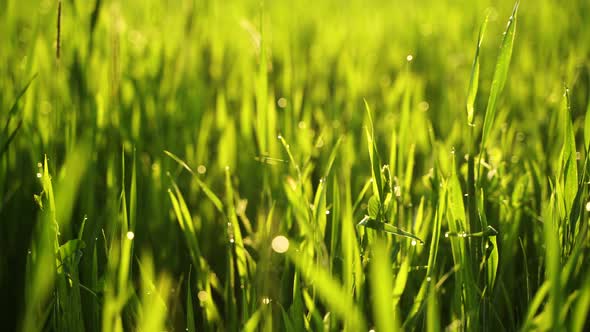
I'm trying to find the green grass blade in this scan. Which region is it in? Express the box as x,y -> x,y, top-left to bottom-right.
480,2 -> 519,154
560,87 -> 578,213
287,241 -> 367,331
186,268 -> 196,332
466,14 -> 489,125
369,239 -> 399,332
364,100 -> 384,202
3,73 -> 37,134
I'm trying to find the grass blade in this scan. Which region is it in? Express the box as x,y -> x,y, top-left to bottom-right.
479,2 -> 519,155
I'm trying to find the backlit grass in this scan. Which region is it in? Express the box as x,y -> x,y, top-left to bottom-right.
1,0 -> 590,331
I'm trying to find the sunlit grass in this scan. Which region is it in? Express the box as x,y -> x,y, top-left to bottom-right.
1,0 -> 589,331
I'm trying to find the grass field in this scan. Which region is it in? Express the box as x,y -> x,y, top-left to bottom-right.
1,0 -> 590,331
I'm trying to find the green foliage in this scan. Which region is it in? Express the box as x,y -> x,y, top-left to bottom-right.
1,0 -> 589,331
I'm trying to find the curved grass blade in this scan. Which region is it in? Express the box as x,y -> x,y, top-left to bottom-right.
3,73 -> 37,133
1,73 -> 37,159
358,217 -> 424,244
164,150 -> 224,213
0,119 -> 22,159
445,225 -> 498,238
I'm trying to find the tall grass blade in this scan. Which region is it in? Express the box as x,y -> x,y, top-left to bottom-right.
479,2 -> 519,156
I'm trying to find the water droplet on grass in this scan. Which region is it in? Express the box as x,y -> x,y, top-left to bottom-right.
126,231 -> 135,240
419,101 -> 429,111
271,235 -> 289,253
277,97 -> 287,108
197,291 -> 208,302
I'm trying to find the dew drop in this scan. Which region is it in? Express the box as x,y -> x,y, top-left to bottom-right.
316,138 -> 325,148
36,173 -> 42,178
271,235 -> 289,253
406,54 -> 414,62
197,291 -> 208,302
197,165 -> 207,174
411,240 -> 417,246
419,101 -> 429,111
277,97 -> 287,108
126,231 -> 135,240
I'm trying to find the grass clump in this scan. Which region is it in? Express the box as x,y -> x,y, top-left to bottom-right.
1,0 -> 589,331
